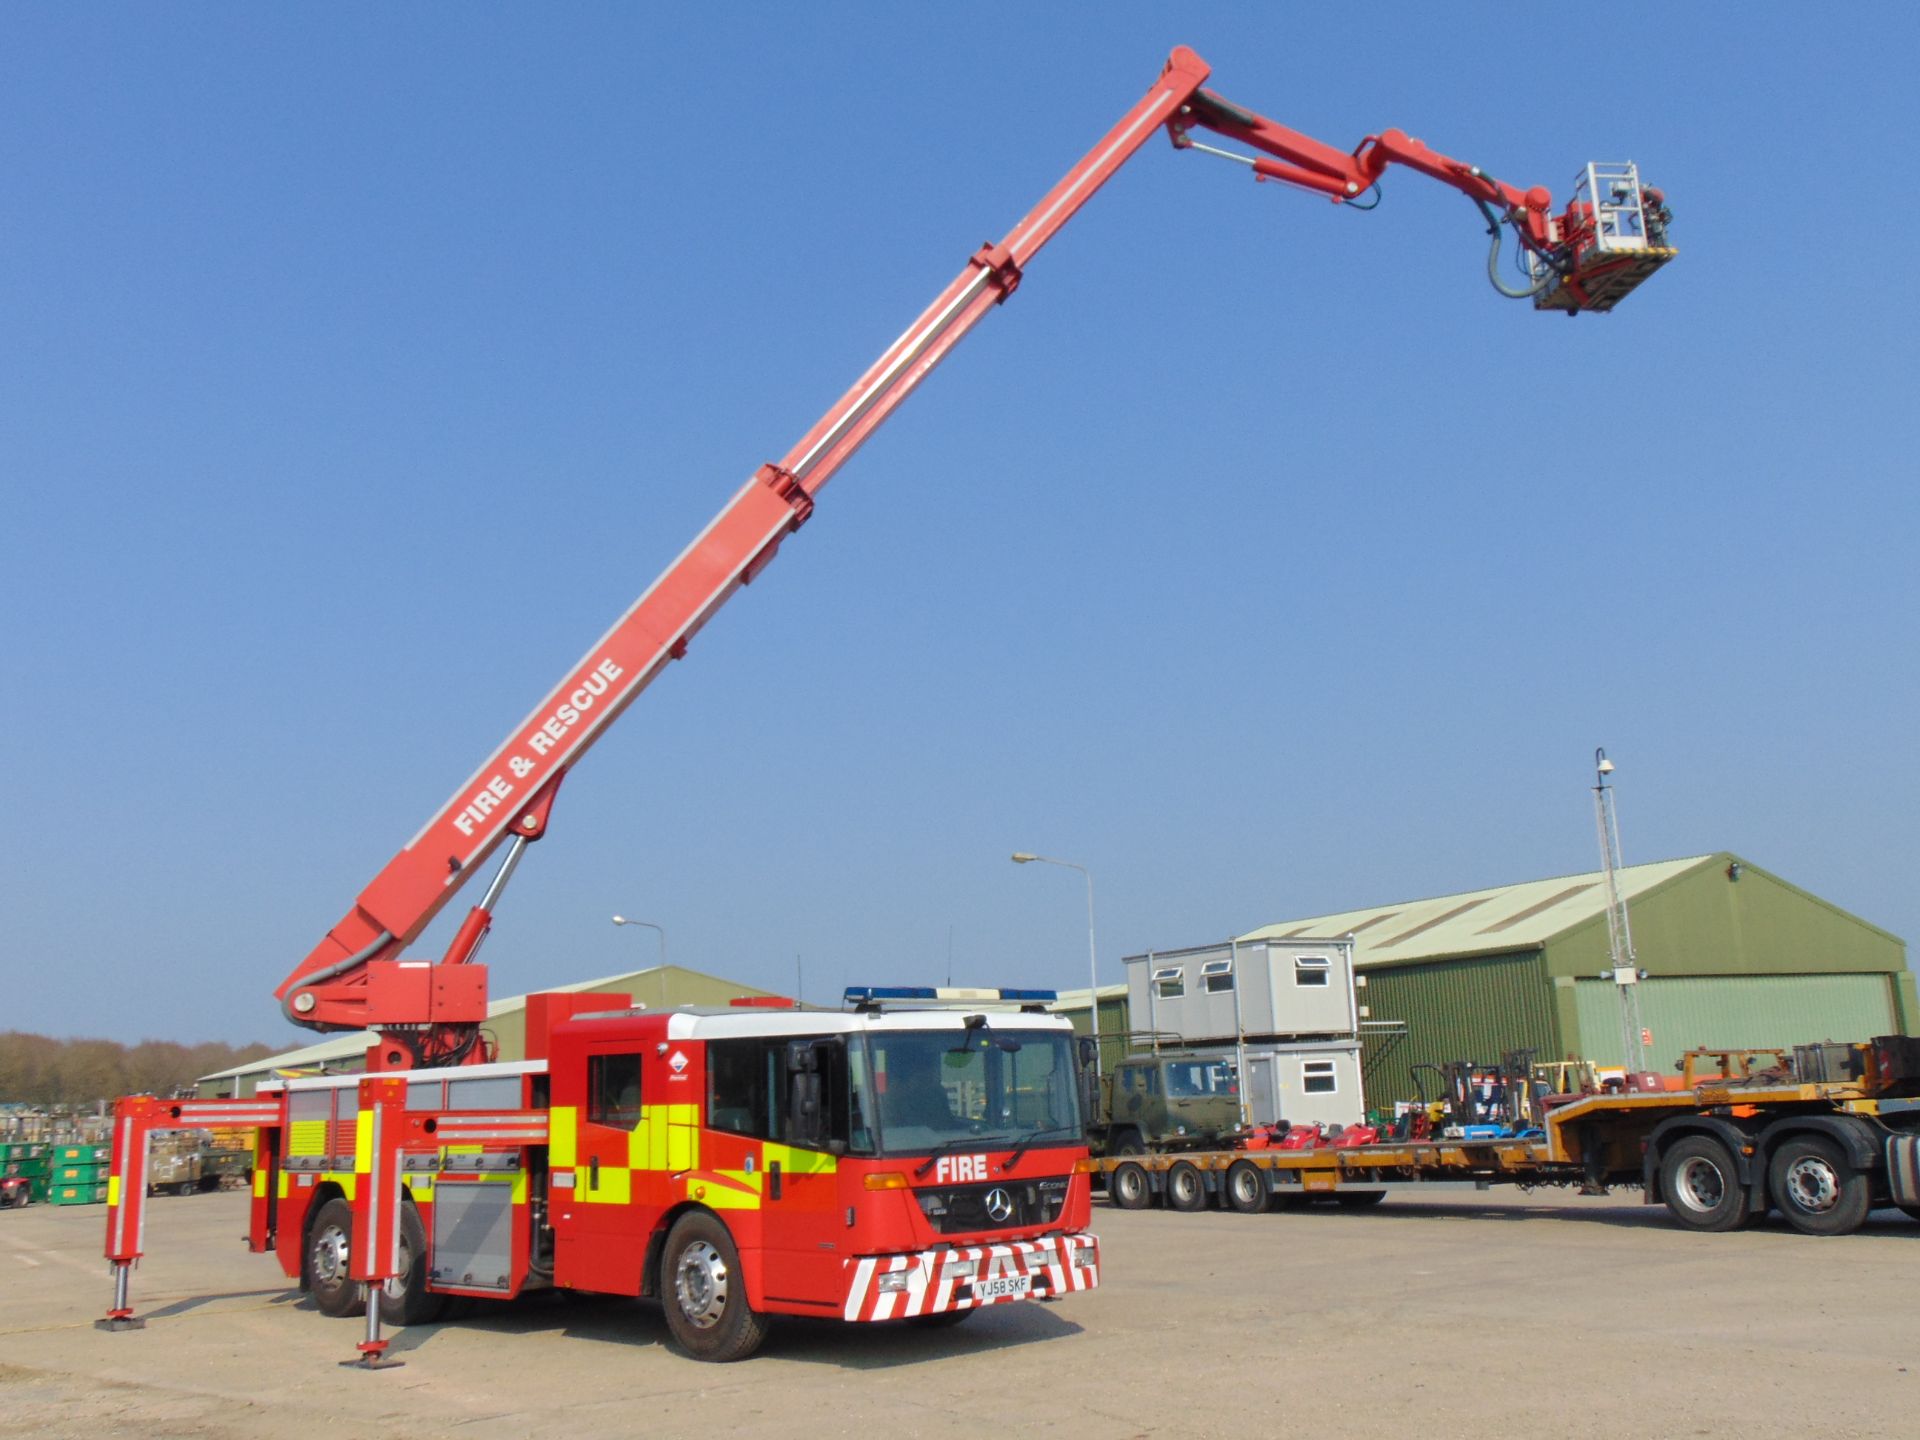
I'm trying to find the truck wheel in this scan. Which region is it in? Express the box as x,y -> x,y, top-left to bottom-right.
306,1198 -> 362,1317
1658,1135 -> 1751,1232
1898,1203 -> 1920,1224
1224,1160 -> 1268,1214
1164,1161 -> 1207,1213
1108,1130 -> 1146,1158
660,1211 -> 770,1362
1108,1161 -> 1151,1210
174,1181 -> 194,1197
1333,1190 -> 1387,1210
1768,1136 -> 1870,1236
379,1201 -> 449,1327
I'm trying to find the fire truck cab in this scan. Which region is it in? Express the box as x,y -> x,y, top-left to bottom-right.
251,990 -> 1098,1361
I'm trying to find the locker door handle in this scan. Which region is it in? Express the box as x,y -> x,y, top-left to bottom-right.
769,1160 -> 782,1201
589,1156 -> 600,1190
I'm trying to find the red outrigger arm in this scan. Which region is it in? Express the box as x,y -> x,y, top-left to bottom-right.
275,45 -> 1670,1051
97,1095 -> 287,1331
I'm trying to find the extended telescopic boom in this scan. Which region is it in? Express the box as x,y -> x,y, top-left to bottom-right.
275,46 -> 1674,1067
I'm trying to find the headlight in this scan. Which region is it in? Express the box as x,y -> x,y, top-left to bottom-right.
875,1271 -> 911,1294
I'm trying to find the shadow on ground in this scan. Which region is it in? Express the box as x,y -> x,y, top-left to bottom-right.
377,1289 -> 1079,1368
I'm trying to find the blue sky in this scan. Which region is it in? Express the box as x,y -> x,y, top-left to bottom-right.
3,6 -> 1915,1046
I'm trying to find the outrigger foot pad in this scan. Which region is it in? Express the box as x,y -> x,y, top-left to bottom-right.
94,1316 -> 146,1332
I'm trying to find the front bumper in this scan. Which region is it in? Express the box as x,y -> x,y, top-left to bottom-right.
842,1231 -> 1099,1322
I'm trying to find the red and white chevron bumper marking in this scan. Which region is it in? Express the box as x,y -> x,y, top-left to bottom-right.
841,1232 -> 1100,1322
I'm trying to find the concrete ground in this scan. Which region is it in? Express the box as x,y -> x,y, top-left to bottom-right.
1,1187 -> 1912,1439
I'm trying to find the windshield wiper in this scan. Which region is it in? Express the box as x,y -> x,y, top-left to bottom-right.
998,1125 -> 1080,1174
912,1134 -> 1013,1179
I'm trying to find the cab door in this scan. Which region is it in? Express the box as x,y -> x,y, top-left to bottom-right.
551,1043 -> 648,1294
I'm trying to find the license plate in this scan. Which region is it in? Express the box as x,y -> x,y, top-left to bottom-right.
972,1273 -> 1031,1301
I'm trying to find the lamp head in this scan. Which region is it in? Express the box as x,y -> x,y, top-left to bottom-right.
1011,853 -> 1037,864
611,914 -> 628,925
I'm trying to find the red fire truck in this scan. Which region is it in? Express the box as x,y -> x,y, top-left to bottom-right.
97,44 -> 1670,1365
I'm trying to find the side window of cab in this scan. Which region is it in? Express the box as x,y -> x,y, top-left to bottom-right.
588,1053 -> 642,1129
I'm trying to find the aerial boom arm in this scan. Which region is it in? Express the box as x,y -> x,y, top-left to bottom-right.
276,46 -> 1671,1057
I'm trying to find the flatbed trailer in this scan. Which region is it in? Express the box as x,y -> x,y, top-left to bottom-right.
1097,1036 -> 1920,1236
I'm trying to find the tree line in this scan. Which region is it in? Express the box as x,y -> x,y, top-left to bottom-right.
0,1032 -> 279,1106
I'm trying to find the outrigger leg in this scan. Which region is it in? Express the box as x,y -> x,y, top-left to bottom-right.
95,1259 -> 145,1332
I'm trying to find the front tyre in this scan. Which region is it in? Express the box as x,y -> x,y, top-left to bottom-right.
306,1198 -> 362,1317
660,1211 -> 770,1362
1768,1136 -> 1870,1236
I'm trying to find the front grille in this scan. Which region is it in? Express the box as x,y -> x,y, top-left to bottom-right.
916,1177 -> 1068,1235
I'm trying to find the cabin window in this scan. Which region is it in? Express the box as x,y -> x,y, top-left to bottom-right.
587,1053 -> 643,1129
1294,955 -> 1332,987
1152,966 -> 1185,999
1201,958 -> 1234,994
1301,1060 -> 1338,1094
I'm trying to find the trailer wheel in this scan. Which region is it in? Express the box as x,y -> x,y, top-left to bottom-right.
1164,1161 -> 1207,1213
378,1201 -> 448,1327
1898,1204 -> 1920,1224
306,1198 -> 362,1317
1657,1135 -> 1750,1232
660,1211 -> 770,1362
1768,1136 -> 1870,1236
1108,1161 -> 1152,1210
1224,1161 -> 1268,1214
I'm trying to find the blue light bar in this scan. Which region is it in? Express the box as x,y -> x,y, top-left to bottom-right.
842,985 -> 1059,1007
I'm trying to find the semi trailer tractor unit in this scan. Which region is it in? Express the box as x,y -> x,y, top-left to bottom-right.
95,45 -> 1672,1365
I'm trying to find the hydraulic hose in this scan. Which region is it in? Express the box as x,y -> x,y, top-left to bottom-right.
1474,198 -> 1555,300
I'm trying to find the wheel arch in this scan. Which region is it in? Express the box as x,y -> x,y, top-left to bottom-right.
642,1200 -> 727,1300
1756,1113 -> 1881,1173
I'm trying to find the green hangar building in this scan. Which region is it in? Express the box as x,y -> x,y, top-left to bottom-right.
1238,853 -> 1913,1107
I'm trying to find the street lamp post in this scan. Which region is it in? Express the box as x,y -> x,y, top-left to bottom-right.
610,915 -> 667,969
1010,853 -> 1102,1078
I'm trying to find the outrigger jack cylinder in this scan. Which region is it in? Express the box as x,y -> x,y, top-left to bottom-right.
94,1261 -> 145,1332
343,1287 -> 402,1371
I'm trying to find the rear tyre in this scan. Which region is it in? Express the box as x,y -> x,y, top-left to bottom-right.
1333,1190 -> 1387,1210
379,1201 -> 449,1326
1658,1135 -> 1751,1233
660,1211 -> 770,1362
1768,1136 -> 1870,1236
1108,1161 -> 1152,1211
306,1198 -> 362,1317
1224,1160 -> 1269,1214
1164,1161 -> 1208,1213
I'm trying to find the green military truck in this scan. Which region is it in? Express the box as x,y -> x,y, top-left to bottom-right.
146,1133 -> 252,1196
1084,1049 -> 1245,1156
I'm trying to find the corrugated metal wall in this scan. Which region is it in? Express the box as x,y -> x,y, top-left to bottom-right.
1570,973 -> 1898,1071
1359,951 -> 1558,1106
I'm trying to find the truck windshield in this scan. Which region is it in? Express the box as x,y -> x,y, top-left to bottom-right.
862,1028 -> 1080,1157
